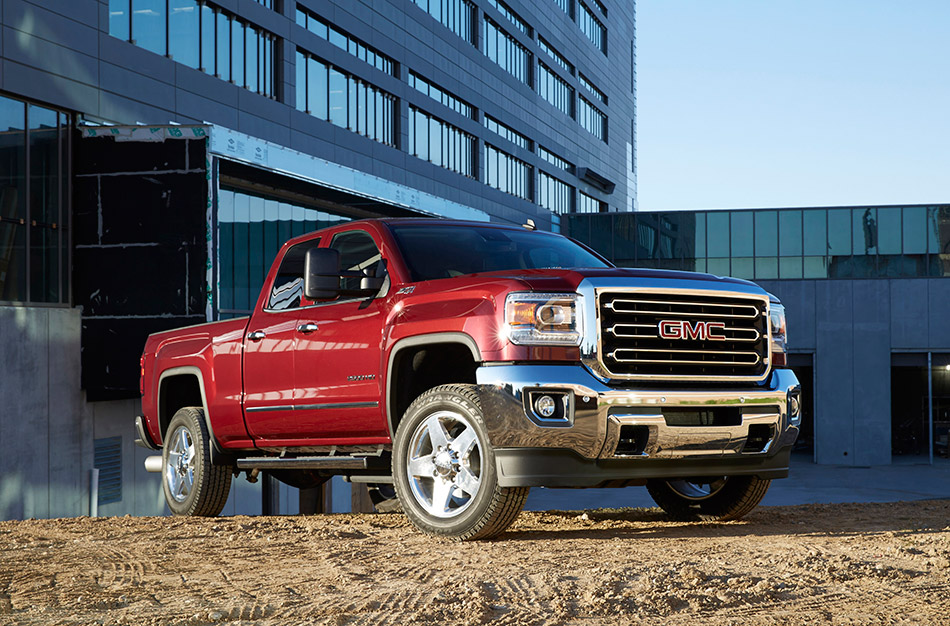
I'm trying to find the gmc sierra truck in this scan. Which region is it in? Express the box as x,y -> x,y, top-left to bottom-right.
137,218 -> 801,540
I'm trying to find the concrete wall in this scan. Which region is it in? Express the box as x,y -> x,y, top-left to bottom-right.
758,278 -> 950,466
0,306 -> 88,519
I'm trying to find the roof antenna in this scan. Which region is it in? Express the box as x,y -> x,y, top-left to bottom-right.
522,218 -> 537,230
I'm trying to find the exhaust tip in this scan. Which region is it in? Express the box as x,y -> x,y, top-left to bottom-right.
144,456 -> 163,473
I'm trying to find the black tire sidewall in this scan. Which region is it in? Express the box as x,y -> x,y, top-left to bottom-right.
393,387 -> 499,537
162,408 -> 210,516
647,475 -> 765,521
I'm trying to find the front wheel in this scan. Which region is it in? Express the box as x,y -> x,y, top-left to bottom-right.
392,385 -> 528,540
646,475 -> 771,521
162,407 -> 232,516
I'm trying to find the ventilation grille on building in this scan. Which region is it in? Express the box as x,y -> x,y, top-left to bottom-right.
94,437 -> 122,505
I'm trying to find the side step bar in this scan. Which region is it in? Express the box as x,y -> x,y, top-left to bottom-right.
236,456 -> 368,470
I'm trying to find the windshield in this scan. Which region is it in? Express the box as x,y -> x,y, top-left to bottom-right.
389,223 -> 611,282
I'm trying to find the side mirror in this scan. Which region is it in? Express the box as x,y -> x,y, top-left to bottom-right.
304,248 -> 341,300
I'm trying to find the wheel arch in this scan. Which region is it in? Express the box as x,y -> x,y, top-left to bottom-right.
385,332 -> 481,439
157,366 -> 216,449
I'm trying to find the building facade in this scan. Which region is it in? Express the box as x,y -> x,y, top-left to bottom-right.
0,0 -> 637,519
567,206 -> 950,467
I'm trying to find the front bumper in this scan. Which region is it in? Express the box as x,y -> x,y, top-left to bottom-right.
475,364 -> 800,488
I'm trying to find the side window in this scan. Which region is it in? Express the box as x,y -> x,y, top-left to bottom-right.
267,238 -> 320,310
329,230 -> 385,292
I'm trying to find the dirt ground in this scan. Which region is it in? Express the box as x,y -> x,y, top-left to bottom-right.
1,500 -> 948,626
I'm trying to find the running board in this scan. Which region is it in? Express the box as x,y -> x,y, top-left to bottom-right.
236,456 -> 368,470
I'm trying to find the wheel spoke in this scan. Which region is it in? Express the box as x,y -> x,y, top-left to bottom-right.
429,477 -> 455,514
454,466 -> 480,497
408,455 -> 436,478
451,426 -> 477,459
424,415 -> 450,450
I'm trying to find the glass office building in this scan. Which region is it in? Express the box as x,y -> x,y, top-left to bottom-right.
0,0 -> 636,519
567,206 -> 950,468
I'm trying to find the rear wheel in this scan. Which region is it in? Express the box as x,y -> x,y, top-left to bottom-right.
162,407 -> 232,516
393,385 -> 528,540
646,475 -> 770,521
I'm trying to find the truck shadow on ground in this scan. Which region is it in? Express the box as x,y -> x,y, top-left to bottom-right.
499,500 -> 950,542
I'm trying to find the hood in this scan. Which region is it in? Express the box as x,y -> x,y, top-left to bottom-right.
440,267 -> 761,293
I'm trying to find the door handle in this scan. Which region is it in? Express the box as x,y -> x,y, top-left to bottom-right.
247,330 -> 266,341
297,323 -> 319,333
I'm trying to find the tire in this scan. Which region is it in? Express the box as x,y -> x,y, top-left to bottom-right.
162,407 -> 232,517
646,475 -> 771,522
392,385 -> 529,540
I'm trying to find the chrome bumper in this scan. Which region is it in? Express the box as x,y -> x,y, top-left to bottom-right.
475,364 -> 800,461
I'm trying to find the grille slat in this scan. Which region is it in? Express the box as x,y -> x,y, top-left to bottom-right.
598,291 -> 770,380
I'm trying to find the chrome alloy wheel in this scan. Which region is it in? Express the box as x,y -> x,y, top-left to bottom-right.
165,425 -> 196,503
406,410 -> 482,518
667,477 -> 729,501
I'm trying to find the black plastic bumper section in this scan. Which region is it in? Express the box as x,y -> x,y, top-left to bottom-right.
493,446 -> 793,488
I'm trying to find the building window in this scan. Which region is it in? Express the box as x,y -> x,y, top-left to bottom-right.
0,94 -> 70,305
109,1 -> 278,98
579,73 -> 607,104
217,188 -> 350,315
295,6 -> 395,76
408,106 -> 476,177
484,114 -> 531,151
552,0 -> 573,18
485,144 -> 532,200
411,0 -> 476,44
253,0 -> 275,8
486,0 -> 531,36
409,72 -> 475,119
538,63 -> 574,118
589,0 -> 607,16
538,145 -> 573,173
579,96 -> 607,141
295,50 -> 397,147
538,37 -> 574,75
578,1 -> 606,54
484,18 -> 531,85
538,171 -> 574,215
578,191 -> 605,213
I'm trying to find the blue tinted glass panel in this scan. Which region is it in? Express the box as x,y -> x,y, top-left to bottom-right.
216,12 -> 230,80
755,257 -> 777,280
803,209 -> 826,256
109,0 -> 130,39
731,257 -> 753,279
200,4 -> 215,73
707,212 -> 729,257
902,205 -> 927,254
730,212 -> 753,257
827,209 -> 850,256
779,257 -> 802,279
754,210 -> 777,256
854,207 -> 876,256
328,68 -> 346,126
707,258 -> 729,276
803,256 -> 828,278
245,27 -> 258,92
169,0 -> 199,68
231,19 -> 245,87
779,209 -> 802,256
132,0 -> 166,55
877,207 -> 901,255
217,189 -> 233,311
695,212 -> 706,257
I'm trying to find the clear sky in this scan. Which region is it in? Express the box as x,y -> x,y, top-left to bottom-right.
635,1 -> 949,211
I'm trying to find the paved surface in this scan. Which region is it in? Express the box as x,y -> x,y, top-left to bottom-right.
525,453 -> 950,511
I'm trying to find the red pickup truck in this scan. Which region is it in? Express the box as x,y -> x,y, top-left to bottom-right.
137,218 -> 800,540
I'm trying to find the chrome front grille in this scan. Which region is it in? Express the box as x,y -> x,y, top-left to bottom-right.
598,291 -> 770,380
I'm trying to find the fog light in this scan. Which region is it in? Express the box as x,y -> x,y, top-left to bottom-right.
535,395 -> 557,418
787,387 -> 802,426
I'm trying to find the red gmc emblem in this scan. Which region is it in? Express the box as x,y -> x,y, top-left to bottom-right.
658,320 -> 727,341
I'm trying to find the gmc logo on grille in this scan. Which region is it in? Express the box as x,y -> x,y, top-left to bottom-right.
658,320 -> 727,341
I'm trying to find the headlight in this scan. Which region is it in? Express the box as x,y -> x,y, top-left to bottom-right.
769,302 -> 787,361
504,292 -> 582,346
